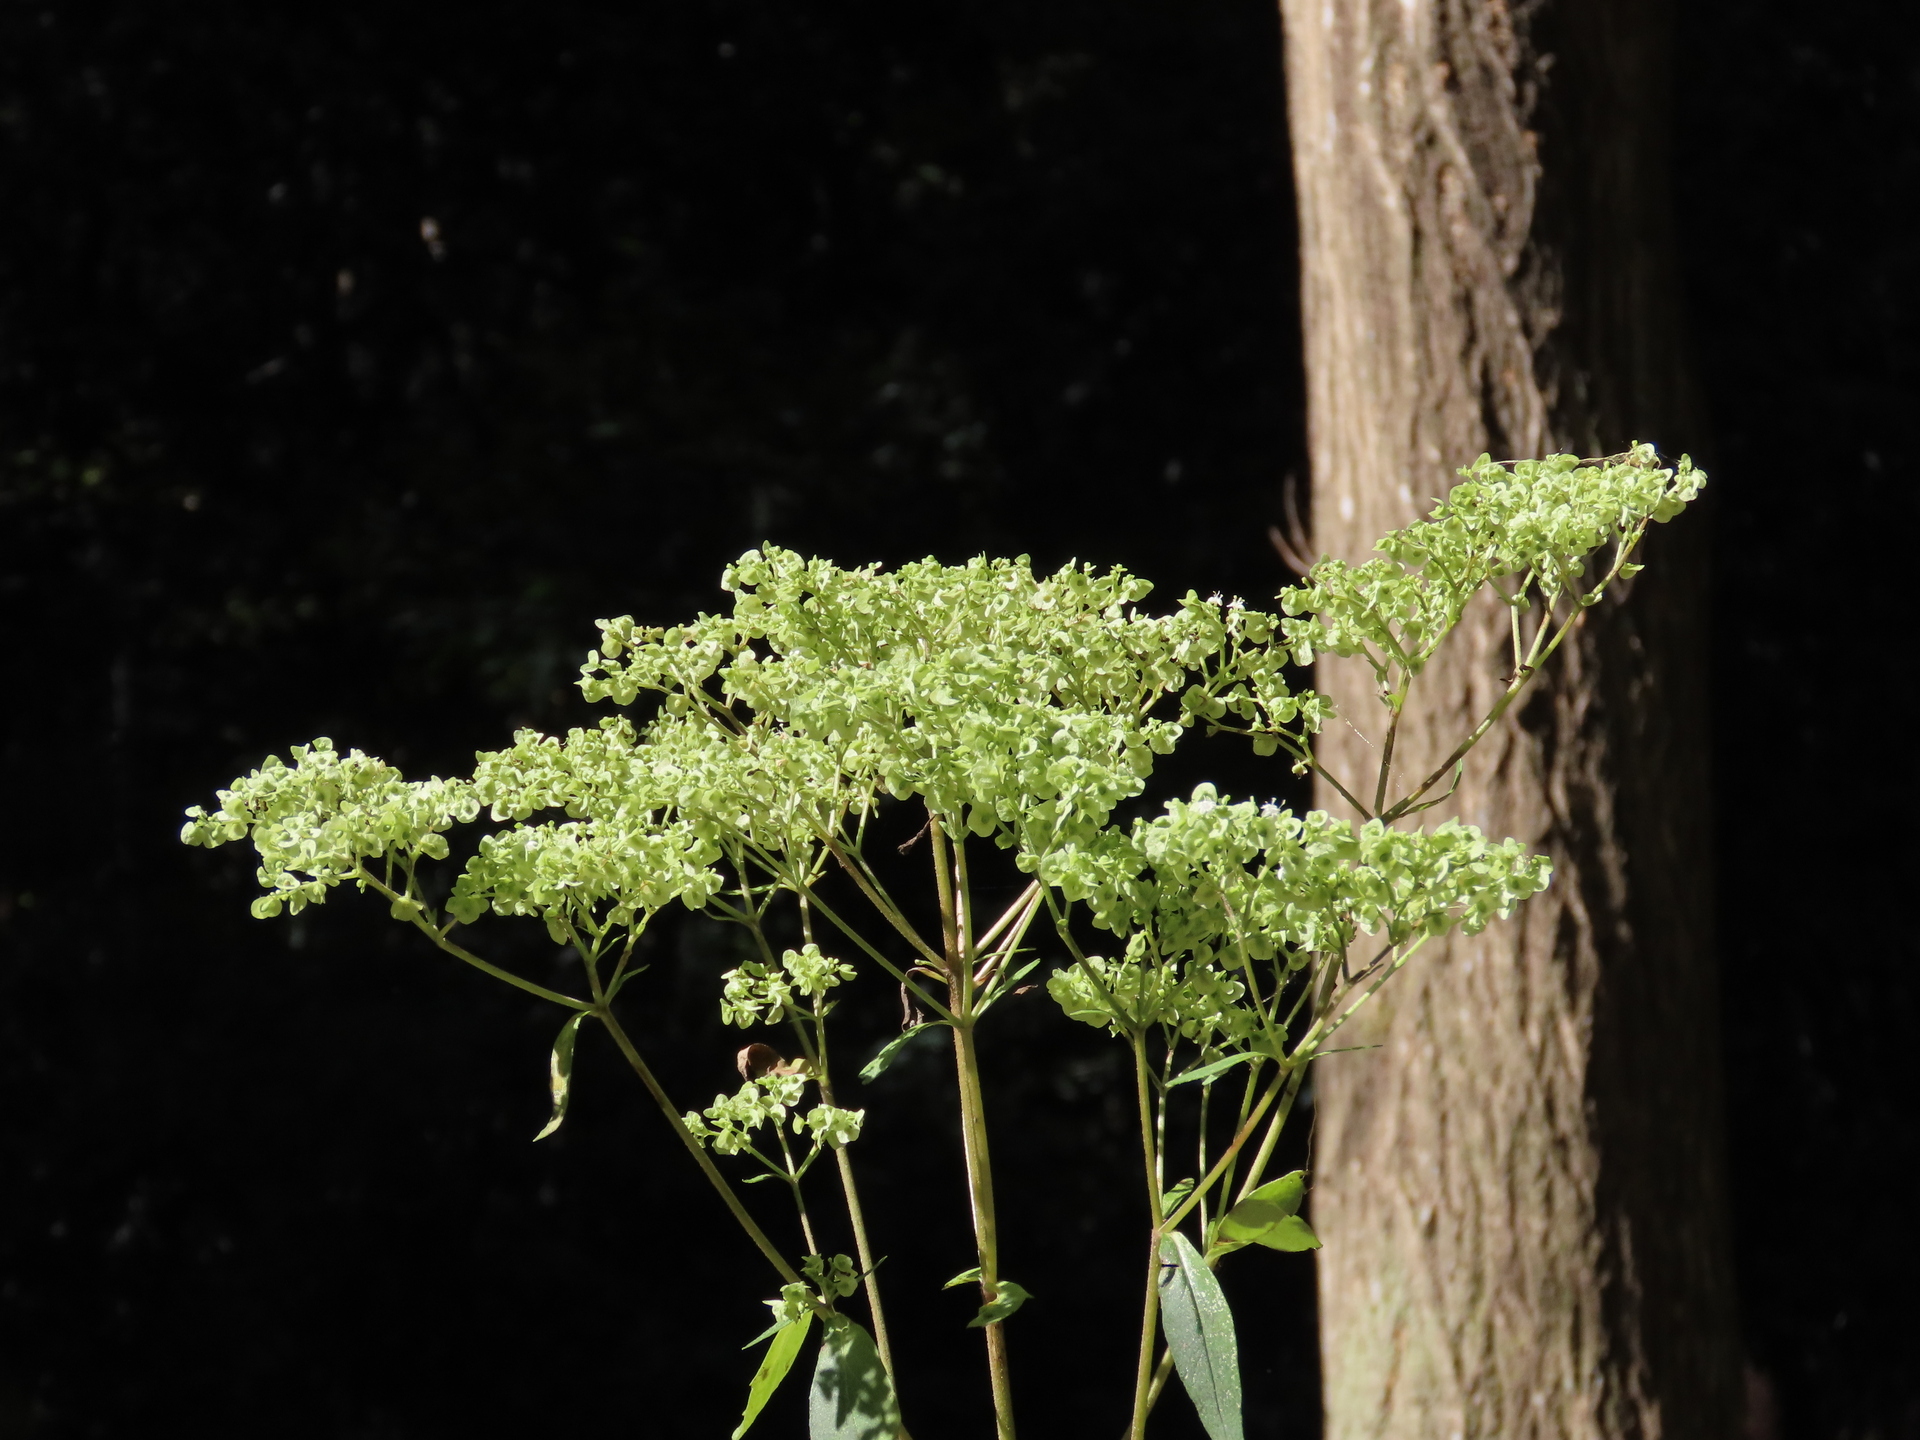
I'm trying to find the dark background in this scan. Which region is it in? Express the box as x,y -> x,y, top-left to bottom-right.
0,0 -> 1914,1436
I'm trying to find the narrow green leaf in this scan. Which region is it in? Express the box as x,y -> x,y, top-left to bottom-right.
809,1318 -> 901,1440
733,1312 -> 813,1440
859,1024 -> 936,1084
942,1265 -> 982,1290
968,1281 -> 1032,1327
533,1012 -> 589,1141
1159,1231 -> 1244,1440
1167,1051 -> 1264,1089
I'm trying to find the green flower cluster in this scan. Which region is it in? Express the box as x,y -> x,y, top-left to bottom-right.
1280,445 -> 1702,679
180,740 -> 478,918
682,1073 -> 864,1158
720,944 -> 859,1028
1043,784 -> 1549,1044
579,547 -> 1307,862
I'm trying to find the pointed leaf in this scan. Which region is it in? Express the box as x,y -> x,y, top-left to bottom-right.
859,1024 -> 936,1084
1159,1230 -> 1243,1440
968,1281 -> 1032,1327
733,1312 -> 813,1440
533,1012 -> 589,1141
942,1266 -> 982,1290
809,1319 -> 901,1440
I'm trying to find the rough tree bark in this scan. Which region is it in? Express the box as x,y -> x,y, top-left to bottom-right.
1275,1 -> 1741,1437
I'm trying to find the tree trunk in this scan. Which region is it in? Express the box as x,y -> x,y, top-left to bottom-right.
1275,1 -> 1741,1437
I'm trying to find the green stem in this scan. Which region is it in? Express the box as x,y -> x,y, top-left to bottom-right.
1141,1348 -> 1177,1426
1161,1067 -> 1290,1235
357,869 -> 591,1012
831,1143 -> 895,1374
596,1008 -> 801,1287
951,1013 -> 1016,1440
1372,691 -> 1403,817
1231,1062 -> 1309,1205
928,814 -> 961,966
1128,1029 -> 1166,1440
821,834 -> 948,971
1382,520 -> 1645,822
773,1126 -> 821,1257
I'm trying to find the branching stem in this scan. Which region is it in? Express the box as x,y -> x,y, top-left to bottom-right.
595,1008 -> 802,1287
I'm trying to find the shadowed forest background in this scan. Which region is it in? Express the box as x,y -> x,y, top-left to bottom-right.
2,1 -> 1916,1437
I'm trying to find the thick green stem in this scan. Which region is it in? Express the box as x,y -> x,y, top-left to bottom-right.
596,1009 -> 801,1287
952,1015 -> 1016,1440
1140,1347 -> 1177,1426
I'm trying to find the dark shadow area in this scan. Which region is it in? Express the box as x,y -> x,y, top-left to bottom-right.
1676,2 -> 1920,1438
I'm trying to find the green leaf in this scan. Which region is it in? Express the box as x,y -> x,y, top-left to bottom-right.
968,1281 -> 1032,1328
1161,1177 -> 1196,1215
1217,1201 -> 1321,1252
1243,1170 -> 1305,1216
942,1266 -> 982,1290
1159,1230 -> 1243,1440
533,1012 -> 589,1141
1167,1051 -> 1265,1089
733,1312 -> 814,1440
1259,1215 -> 1321,1251
859,1024 -> 937,1084
809,1318 -> 901,1440
1216,1171 -> 1321,1251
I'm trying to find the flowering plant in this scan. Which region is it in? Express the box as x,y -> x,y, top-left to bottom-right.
184,446 -> 1700,1439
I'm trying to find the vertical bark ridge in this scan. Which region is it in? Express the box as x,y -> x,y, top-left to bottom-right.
1276,0 -> 1739,1435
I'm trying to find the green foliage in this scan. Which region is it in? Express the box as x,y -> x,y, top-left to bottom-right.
968,1281 -> 1032,1328
1159,1231 -> 1243,1440
858,1024 -> 937,1083
180,447 -> 1702,1440
809,1320 -> 901,1440
1215,1172 -> 1321,1253
734,1311 -> 815,1440
804,1254 -> 864,1300
533,1012 -> 590,1142
1278,445 -> 1701,681
721,945 -> 857,1028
